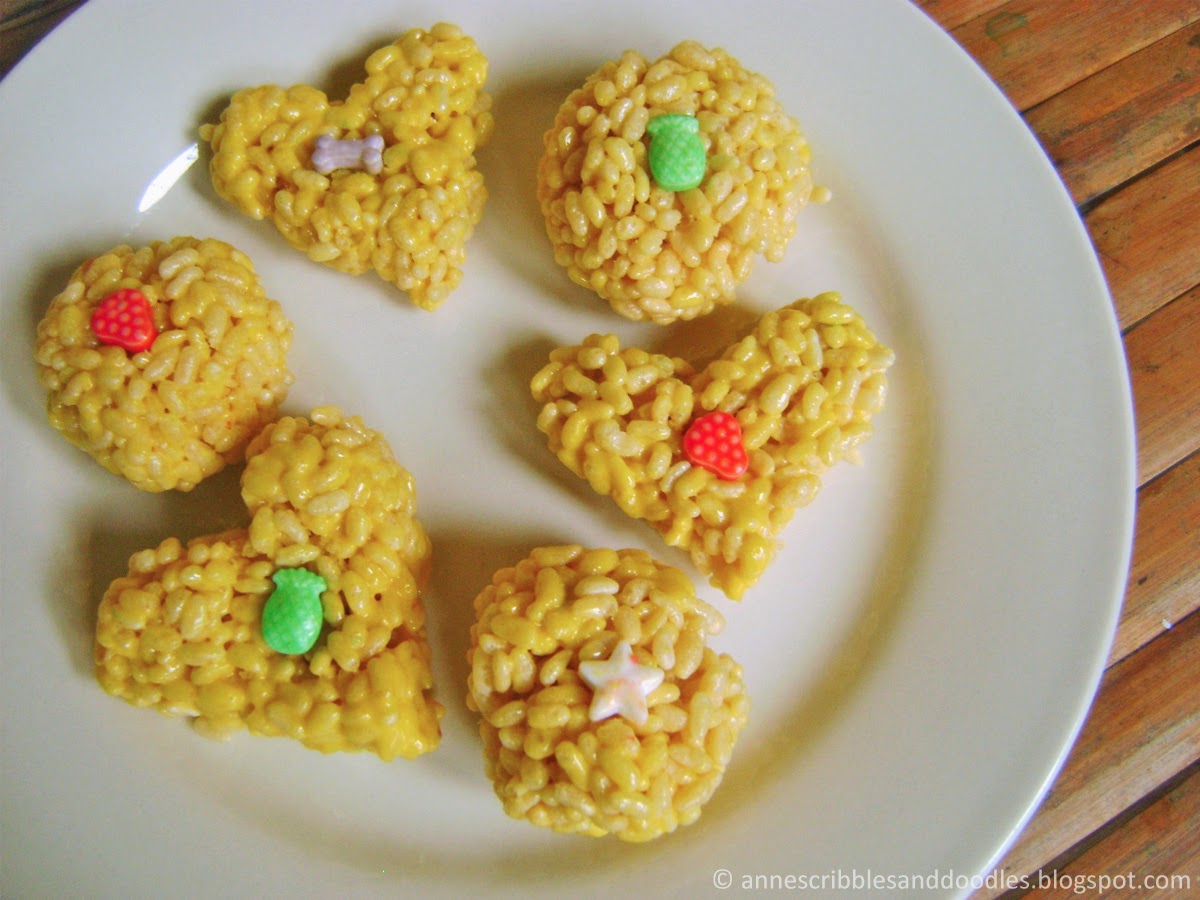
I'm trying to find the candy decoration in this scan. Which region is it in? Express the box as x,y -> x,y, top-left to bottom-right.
646,114 -> 706,192
90,288 -> 158,353
311,133 -> 385,175
261,567 -> 328,655
579,641 -> 665,726
682,411 -> 749,480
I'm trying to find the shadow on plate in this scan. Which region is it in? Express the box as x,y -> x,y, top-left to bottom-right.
419,522 -> 574,785
475,65 -> 602,309
479,331 -> 662,550
6,242 -> 125,430
55,464 -> 248,679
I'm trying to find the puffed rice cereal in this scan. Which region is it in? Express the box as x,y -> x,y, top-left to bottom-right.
538,40 -> 816,324
467,545 -> 748,841
531,293 -> 894,599
34,237 -> 293,492
200,22 -> 493,310
95,407 -> 442,760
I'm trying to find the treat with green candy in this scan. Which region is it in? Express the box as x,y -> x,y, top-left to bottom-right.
261,567 -> 328,655
647,113 -> 706,191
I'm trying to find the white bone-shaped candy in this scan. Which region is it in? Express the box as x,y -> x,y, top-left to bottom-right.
311,133 -> 385,175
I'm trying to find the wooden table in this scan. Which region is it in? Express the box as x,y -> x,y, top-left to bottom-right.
3,1 -> 1197,895
913,3 -> 1200,896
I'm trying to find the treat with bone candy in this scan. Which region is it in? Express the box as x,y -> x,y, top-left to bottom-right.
200,23 -> 493,310
311,133 -> 385,175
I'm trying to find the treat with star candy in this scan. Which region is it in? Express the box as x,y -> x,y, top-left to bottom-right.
466,545 -> 748,841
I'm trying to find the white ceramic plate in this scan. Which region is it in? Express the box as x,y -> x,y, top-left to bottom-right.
0,1 -> 1135,896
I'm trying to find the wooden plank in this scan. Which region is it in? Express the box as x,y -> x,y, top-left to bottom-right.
951,0 -> 1200,111
1026,22 -> 1200,205
971,609 -> 1200,898
1114,452 -> 1200,667
1086,146 -> 1200,330
1035,763 -> 1200,898
1128,287 -> 1200,486
916,0 -> 1009,32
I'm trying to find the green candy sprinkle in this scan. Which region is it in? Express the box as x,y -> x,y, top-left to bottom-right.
261,567 -> 328,655
646,114 -> 706,192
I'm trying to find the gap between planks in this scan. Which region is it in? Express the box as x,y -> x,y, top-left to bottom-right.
1127,285 -> 1200,486
1086,144 -> 1200,331
1024,21 -> 1200,207
1116,448 -> 1200,667
1013,760 -> 1200,898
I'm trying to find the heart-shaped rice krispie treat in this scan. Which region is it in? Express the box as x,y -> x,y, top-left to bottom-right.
95,407 -> 442,760
538,40 -> 817,324
35,237 -> 293,492
200,22 -> 493,310
467,545 -> 748,841
531,293 -> 894,599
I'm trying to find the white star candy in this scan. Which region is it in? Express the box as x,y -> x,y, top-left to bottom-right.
579,641 -> 665,726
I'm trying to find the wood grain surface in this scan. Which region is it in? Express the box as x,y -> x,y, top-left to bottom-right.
917,1 -> 1200,895
950,0 -> 1200,110
1116,454 -> 1200,667
1128,286 -> 1200,486
1024,21 -> 1200,206
1043,761 -> 1200,898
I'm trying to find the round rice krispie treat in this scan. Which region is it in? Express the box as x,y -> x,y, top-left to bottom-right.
538,40 -> 816,324
201,22 -> 493,310
467,545 -> 748,841
35,237 -> 293,492
95,407 -> 442,760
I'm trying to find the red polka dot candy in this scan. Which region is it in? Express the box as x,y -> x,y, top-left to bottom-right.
90,288 -> 158,353
682,411 -> 749,480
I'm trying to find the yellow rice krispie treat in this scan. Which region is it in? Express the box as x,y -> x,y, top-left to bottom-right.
467,545 -> 748,841
201,23 -> 493,310
531,293 -> 894,599
95,407 -> 442,761
538,40 -> 816,324
34,237 -> 293,492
